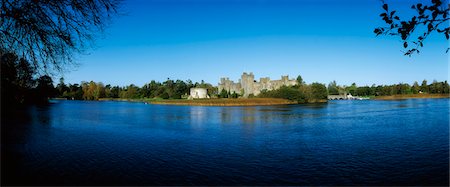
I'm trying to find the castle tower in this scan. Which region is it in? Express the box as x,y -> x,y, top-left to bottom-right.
241,72 -> 255,97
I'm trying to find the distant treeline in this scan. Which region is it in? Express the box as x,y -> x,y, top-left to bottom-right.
327,80 -> 450,96
56,79 -> 217,100
57,78 -> 447,101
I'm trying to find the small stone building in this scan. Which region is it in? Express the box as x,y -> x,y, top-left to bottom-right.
188,88 -> 210,99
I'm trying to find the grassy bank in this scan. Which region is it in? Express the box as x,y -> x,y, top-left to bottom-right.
97,98 -> 142,102
148,98 -> 300,106
374,93 -> 449,100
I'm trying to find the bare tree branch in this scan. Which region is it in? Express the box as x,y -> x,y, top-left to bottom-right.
374,0 -> 449,56
1,0 -> 122,73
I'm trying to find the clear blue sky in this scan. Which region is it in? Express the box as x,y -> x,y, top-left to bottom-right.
63,0 -> 448,87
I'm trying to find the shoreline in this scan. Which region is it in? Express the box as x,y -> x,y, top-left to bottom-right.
71,94 -> 450,105
148,98 -> 300,106
374,94 -> 449,100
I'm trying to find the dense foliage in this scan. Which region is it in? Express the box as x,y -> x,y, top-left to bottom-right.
54,78 -> 450,102
218,89 -> 240,98
56,79 -> 217,100
327,80 -> 449,96
258,83 -> 328,103
1,51 -> 57,105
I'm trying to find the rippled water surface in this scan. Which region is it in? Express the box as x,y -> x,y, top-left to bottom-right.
2,99 -> 449,185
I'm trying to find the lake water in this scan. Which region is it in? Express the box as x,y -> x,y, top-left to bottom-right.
2,99 -> 449,185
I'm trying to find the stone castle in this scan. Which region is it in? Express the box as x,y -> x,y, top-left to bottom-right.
218,72 -> 298,97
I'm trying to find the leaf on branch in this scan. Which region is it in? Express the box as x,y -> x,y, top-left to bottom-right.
374,28 -> 379,34
427,23 -> 433,31
390,11 -> 396,17
374,28 -> 382,36
432,11 -> 438,19
375,1 -> 449,56
382,4 -> 388,11
432,0 -> 442,6
401,31 -> 408,40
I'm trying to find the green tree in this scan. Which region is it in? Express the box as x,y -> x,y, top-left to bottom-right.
104,84 -> 112,98
16,58 -> 36,89
140,84 -> 152,98
67,84 -> 84,100
421,79 -> 429,93
1,51 -> 37,104
163,79 -> 175,98
56,77 -> 69,97
230,91 -> 239,98
110,86 -> 120,98
120,84 -> 140,99
147,80 -> 161,98
219,89 -> 228,98
35,75 -> 56,103
173,80 -> 188,99
346,83 -> 357,95
296,75 -> 304,85
160,91 -> 170,99
412,81 -> 420,94
356,86 -> 372,96
443,81 -> 450,93
327,80 -> 339,95
428,80 -> 440,93
311,83 -> 328,100
94,82 -> 106,99
82,81 -> 95,100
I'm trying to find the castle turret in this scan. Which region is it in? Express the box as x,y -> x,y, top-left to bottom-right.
241,72 -> 255,97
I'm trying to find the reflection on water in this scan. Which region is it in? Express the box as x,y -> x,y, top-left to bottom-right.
216,105 -> 330,125
2,99 -> 449,186
189,106 -> 208,131
241,107 -> 256,124
220,107 -> 233,124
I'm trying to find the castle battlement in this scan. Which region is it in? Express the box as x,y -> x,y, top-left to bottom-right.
218,72 -> 297,97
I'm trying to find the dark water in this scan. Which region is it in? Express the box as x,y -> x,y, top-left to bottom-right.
2,99 -> 449,185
